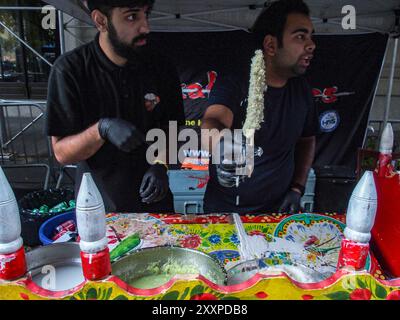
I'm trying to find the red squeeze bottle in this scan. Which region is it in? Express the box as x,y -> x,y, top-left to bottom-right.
371,123 -> 400,277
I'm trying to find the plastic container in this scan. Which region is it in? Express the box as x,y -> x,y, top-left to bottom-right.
168,170 -> 209,214
301,194 -> 315,213
301,169 -> 316,212
38,211 -> 76,246
304,168 -> 316,195
18,188 -> 75,247
26,242 -> 84,291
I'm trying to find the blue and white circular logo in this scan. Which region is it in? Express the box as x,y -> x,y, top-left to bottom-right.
320,110 -> 340,133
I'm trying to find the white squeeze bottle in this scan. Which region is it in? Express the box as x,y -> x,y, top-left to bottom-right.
344,171 -> 378,243
76,173 -> 111,280
337,170 -> 377,271
0,166 -> 26,280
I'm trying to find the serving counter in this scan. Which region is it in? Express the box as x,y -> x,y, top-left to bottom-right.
1,212 -> 399,300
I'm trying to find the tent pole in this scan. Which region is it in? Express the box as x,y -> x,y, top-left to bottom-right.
326,10 -> 394,21
383,37 -> 399,129
64,16 -> 76,27
181,16 -> 247,31
150,10 -> 175,21
316,20 -> 386,33
58,10 -> 66,54
182,7 -> 251,17
0,6 -> 45,11
362,36 -> 390,148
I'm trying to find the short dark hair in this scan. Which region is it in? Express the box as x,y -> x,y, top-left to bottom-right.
251,0 -> 310,48
87,0 -> 155,17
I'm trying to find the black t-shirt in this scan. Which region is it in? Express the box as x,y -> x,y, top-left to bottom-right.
204,75 -> 318,214
45,33 -> 184,212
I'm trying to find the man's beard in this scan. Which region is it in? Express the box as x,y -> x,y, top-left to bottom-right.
107,21 -> 147,63
291,64 -> 307,76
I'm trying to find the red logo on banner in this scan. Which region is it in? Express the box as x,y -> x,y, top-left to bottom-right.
312,86 -> 355,104
181,71 -> 218,100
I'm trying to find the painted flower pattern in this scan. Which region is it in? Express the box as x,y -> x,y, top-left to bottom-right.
191,293 -> 218,300
349,288 -> 372,300
20,293 -> 30,300
230,234 -> 240,245
107,234 -> 119,245
283,222 -> 343,249
279,220 -> 344,277
255,292 -> 268,299
209,250 -> 240,265
208,234 -> 221,244
248,230 -> 267,239
180,234 -> 202,249
386,290 -> 400,300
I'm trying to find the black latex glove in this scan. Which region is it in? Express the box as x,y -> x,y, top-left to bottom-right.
217,162 -> 246,188
140,164 -> 169,204
216,136 -> 246,188
278,189 -> 302,214
98,118 -> 145,153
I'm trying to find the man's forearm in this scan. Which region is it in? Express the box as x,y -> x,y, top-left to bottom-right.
200,104 -> 234,154
52,122 -> 105,165
201,117 -> 227,131
292,136 -> 316,190
201,118 -> 228,154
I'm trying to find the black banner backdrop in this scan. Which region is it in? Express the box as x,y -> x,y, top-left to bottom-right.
305,33 -> 388,169
148,32 -> 388,170
149,32 -> 255,123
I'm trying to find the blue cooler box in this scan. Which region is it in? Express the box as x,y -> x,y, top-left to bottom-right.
168,170 -> 209,214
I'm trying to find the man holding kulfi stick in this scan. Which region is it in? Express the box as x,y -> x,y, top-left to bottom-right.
201,0 -> 318,214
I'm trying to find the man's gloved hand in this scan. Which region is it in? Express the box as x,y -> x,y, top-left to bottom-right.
278,189 -> 302,214
216,136 -> 246,188
140,164 -> 169,204
98,118 -> 145,153
217,161 -> 246,188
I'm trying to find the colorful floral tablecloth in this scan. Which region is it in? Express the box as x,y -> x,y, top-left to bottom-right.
2,212 -> 399,300
105,212 -> 385,281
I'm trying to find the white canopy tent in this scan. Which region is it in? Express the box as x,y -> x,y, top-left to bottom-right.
1,0 -> 399,140
43,0 -> 399,34
44,0 -> 400,145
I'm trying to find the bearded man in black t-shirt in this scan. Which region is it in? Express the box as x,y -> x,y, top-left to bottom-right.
45,0 -> 184,213
201,0 -> 318,214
